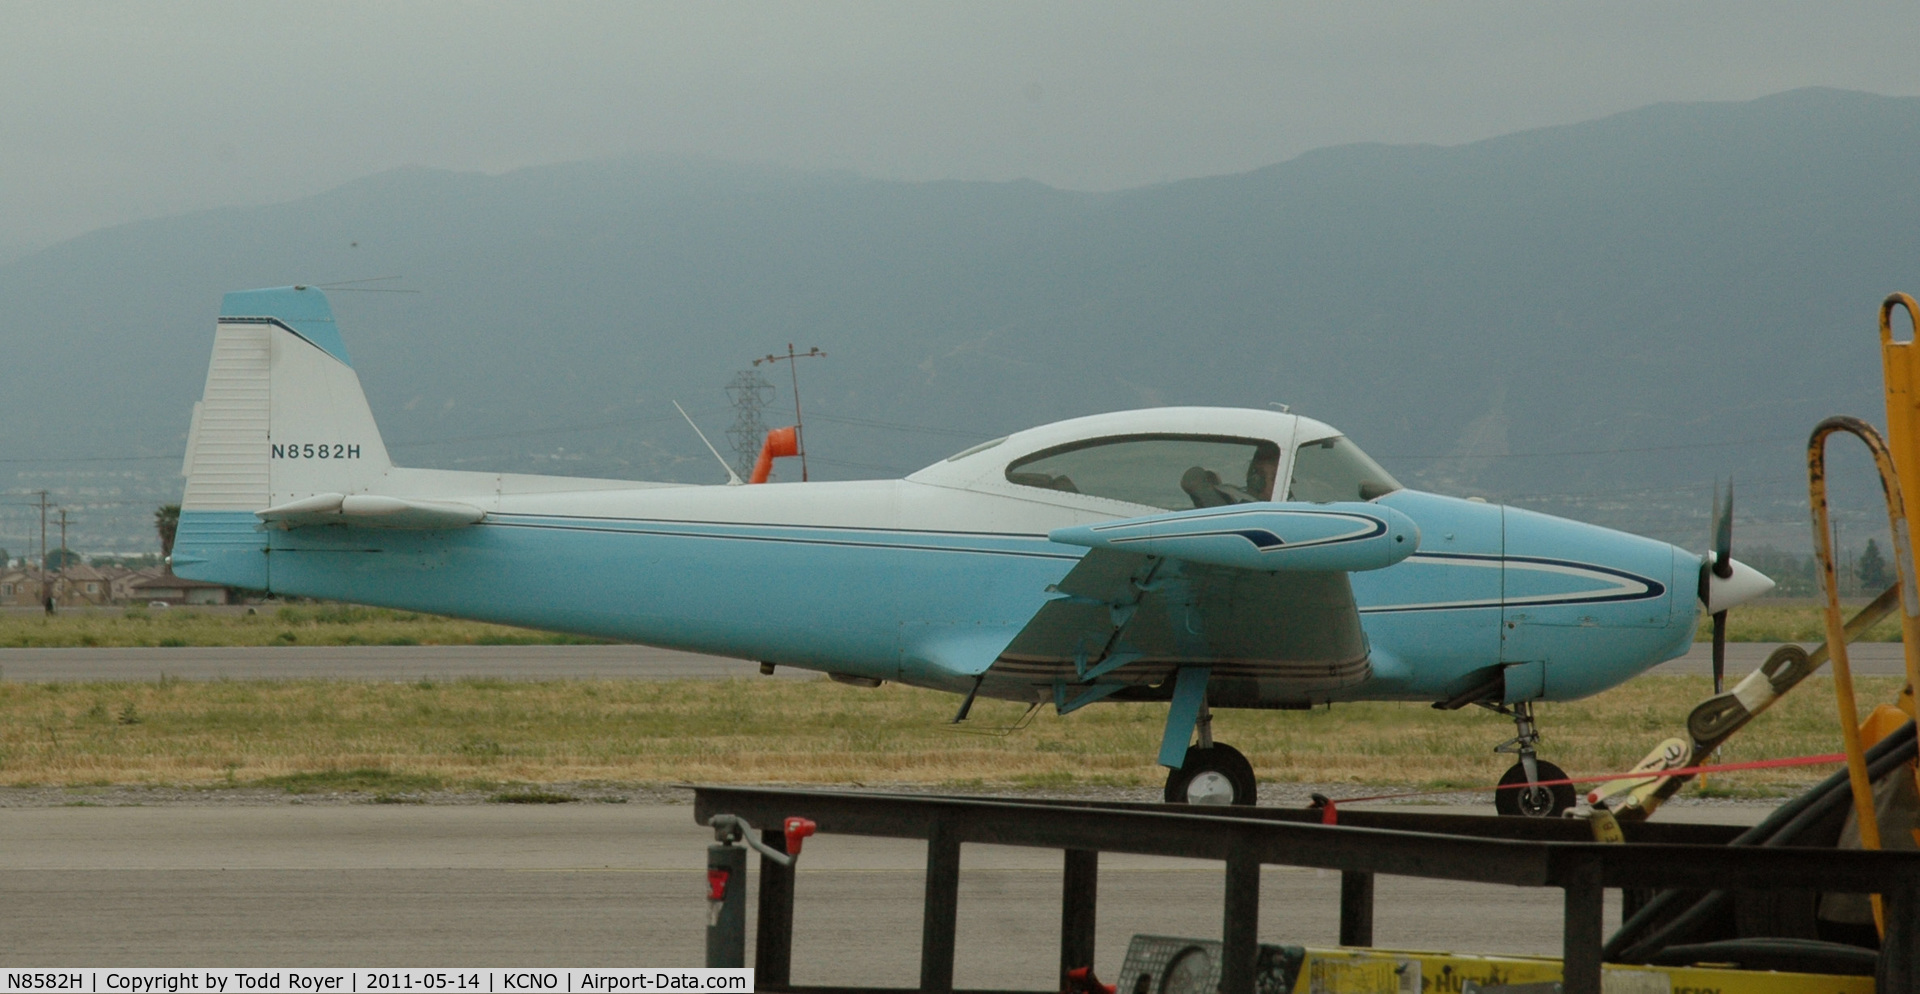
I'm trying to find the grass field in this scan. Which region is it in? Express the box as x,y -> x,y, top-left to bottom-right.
0,604 -> 607,648
1717,603 -> 1903,643
0,673 -> 1896,797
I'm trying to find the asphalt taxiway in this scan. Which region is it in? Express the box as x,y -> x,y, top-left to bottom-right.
1655,639 -> 1911,676
0,800 -> 1777,981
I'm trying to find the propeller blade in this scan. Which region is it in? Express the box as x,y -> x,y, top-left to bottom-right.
1713,479 -> 1734,578
1712,610 -> 1727,695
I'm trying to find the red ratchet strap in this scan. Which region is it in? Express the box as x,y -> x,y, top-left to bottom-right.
1314,751 -> 1847,824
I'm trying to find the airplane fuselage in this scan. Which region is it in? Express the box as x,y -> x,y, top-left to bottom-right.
179,473 -> 1698,708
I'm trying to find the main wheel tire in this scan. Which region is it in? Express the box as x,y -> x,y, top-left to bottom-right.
1494,759 -> 1575,817
1164,743 -> 1258,806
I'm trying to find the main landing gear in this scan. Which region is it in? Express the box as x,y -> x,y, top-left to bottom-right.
1161,671 -> 1258,806
1484,700 -> 1575,817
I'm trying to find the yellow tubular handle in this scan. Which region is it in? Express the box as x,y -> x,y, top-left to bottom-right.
1881,294 -> 1920,711
1807,416 -> 1911,936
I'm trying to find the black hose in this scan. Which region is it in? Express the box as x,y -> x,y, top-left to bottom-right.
1605,719 -> 1916,962
1762,722 -> 1916,847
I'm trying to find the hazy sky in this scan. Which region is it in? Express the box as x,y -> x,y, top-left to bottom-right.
5,2 -> 1918,260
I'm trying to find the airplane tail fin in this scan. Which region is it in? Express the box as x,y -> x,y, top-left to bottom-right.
174,286 -> 394,587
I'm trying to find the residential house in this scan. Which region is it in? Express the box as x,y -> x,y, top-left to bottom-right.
108,567 -> 166,604
128,572 -> 231,606
56,563 -> 112,606
0,570 -> 42,606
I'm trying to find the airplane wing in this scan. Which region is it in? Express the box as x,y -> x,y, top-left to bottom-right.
983,501 -> 1419,706
255,492 -> 486,530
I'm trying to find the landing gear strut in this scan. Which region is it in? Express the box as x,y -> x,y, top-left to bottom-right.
1163,694 -> 1257,805
1483,700 -> 1574,817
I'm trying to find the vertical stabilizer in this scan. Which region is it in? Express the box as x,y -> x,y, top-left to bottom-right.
174,286 -> 395,589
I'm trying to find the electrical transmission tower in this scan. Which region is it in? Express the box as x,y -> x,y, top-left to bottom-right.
724,369 -> 776,479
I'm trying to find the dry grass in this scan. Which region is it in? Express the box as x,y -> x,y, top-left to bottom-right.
0,604 -> 605,648
1709,603 -> 1903,643
0,674 -> 1897,797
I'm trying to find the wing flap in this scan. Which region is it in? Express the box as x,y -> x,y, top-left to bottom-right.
987,547 -> 1372,702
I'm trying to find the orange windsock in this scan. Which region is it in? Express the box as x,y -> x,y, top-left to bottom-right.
750,426 -> 800,484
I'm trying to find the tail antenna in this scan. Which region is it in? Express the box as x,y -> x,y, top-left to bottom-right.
675,401 -> 744,486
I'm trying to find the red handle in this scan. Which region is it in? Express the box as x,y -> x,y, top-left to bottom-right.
783,816 -> 817,857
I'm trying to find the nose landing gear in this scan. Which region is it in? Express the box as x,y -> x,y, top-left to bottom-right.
1484,700 -> 1575,817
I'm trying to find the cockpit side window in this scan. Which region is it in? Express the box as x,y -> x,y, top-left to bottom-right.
1005,434 -> 1281,510
1286,436 -> 1402,502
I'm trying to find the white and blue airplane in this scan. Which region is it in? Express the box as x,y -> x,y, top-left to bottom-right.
173,286 -> 1776,813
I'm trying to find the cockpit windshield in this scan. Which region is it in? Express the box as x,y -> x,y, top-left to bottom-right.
1286,436 -> 1401,502
1004,434 -> 1281,510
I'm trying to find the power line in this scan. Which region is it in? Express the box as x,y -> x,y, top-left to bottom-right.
0,454 -> 178,463
1377,434 -> 1805,461
808,456 -> 913,475
387,408 -> 727,448
810,414 -> 996,440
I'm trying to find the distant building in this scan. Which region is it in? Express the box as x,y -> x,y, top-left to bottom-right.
0,563 -> 239,607
0,570 -> 42,606
128,572 -> 231,606
109,567 -> 166,603
56,563 -> 112,606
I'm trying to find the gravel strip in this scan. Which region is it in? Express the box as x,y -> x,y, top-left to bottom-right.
0,779 -> 1793,810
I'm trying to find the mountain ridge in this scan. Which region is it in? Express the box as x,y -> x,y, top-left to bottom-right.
3,87 -> 1915,554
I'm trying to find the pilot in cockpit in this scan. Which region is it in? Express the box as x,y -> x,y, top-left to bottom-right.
1244,447 -> 1279,501
1180,446 -> 1281,508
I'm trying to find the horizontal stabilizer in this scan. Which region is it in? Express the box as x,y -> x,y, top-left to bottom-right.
1049,501 -> 1418,573
256,493 -> 485,530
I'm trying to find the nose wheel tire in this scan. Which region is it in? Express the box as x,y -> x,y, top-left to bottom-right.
1494,759 -> 1575,817
1164,743 -> 1258,806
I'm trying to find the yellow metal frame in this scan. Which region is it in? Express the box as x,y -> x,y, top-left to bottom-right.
1878,292 -> 1920,722
1805,416 -> 1918,934
1805,296 -> 1920,939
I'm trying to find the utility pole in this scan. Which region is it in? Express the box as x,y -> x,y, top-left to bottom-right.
57,508 -> 68,609
753,344 -> 826,481
35,490 -> 50,614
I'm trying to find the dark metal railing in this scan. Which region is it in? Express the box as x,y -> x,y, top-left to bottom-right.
693,786 -> 1920,994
